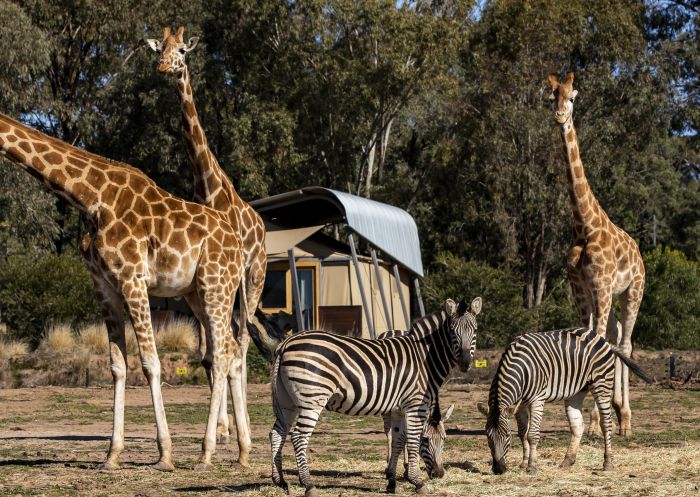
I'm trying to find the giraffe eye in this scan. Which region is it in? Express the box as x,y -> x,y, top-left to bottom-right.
179,48 -> 186,54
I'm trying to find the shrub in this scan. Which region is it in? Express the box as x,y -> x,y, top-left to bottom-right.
37,323 -> 77,354
635,247 -> 700,350
0,338 -> 29,360
422,253 -> 536,348
155,317 -> 198,353
77,322 -> 109,354
0,252 -> 100,346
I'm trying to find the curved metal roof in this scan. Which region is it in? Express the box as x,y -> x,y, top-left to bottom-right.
250,187 -> 424,276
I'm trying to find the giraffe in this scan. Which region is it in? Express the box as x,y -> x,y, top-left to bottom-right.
0,111 -> 245,471
548,72 -> 645,436
146,26 -> 270,464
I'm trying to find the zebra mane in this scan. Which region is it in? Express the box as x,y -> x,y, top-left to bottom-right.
408,309 -> 448,337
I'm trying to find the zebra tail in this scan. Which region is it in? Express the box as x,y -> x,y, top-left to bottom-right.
270,347 -> 284,419
611,347 -> 655,384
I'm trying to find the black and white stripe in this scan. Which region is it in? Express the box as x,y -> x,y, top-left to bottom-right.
377,330 -> 454,480
269,298 -> 481,496
484,327 -> 653,475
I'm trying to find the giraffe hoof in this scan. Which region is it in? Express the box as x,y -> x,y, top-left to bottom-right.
152,460 -> 175,472
217,434 -> 229,445
526,466 -> 537,476
603,460 -> 613,471
560,457 -> 575,469
305,486 -> 320,497
194,462 -> 213,472
97,461 -> 120,471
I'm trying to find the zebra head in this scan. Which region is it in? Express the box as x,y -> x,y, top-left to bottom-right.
445,297 -> 481,372
420,404 -> 454,478
483,403 -> 515,475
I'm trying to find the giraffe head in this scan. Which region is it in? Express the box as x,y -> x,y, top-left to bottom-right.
146,26 -> 199,74
548,71 -> 578,124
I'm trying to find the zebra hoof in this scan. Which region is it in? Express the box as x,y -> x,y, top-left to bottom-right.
526,466 -> 537,476
415,484 -> 430,494
97,461 -> 120,471
386,480 -> 397,493
305,486 -> 320,497
194,462 -> 213,472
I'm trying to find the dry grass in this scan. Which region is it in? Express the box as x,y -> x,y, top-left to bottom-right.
77,322 -> 109,354
155,316 -> 198,353
37,323 -> 77,354
0,338 -> 29,360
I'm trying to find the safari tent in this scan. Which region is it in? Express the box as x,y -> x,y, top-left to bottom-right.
251,187 -> 425,338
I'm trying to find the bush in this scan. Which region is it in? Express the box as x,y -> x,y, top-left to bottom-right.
635,247 -> 700,350
0,252 -> 100,346
422,253 -> 536,347
155,317 -> 198,353
37,323 -> 77,354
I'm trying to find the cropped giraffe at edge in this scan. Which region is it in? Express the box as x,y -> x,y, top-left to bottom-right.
146,26 -> 271,465
548,71 -> 645,436
0,112 -> 244,471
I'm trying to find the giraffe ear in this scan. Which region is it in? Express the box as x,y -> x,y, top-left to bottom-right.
442,404 -> 455,422
570,89 -> 578,101
547,74 -> 559,89
146,39 -> 162,52
186,36 -> 200,52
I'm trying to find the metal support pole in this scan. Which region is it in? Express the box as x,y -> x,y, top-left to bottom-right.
413,278 -> 426,317
393,264 -> 410,328
371,249 -> 393,331
348,234 -> 375,339
288,249 -> 304,332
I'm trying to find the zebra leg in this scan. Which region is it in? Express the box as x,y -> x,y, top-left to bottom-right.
592,383 -> 614,471
515,404 -> 530,470
385,415 -> 407,493
561,391 -> 587,469
290,408 -> 322,497
404,412 -> 428,494
270,406 -> 296,493
525,400 -> 545,476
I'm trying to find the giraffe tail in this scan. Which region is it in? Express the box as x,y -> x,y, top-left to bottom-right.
611,347 -> 655,384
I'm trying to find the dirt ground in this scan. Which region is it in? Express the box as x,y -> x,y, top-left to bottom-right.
0,383 -> 698,497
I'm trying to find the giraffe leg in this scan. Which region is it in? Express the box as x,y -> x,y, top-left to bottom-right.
290,407 -> 323,497
618,281 -> 643,436
230,278 -> 252,466
561,390 -> 587,469
586,279 -> 613,437
515,404 -> 530,469
385,412 -> 407,493
591,379 -> 614,470
122,278 -> 174,471
525,400 -> 545,476
91,277 -> 127,471
185,293 -> 230,444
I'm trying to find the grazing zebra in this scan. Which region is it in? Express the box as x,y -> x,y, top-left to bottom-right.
483,327 -> 653,476
378,329 -> 454,480
269,298 -> 481,496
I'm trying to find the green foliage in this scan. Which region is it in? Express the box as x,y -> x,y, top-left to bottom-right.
0,252 -> 100,346
422,253 -> 535,347
635,247 -> 700,350
247,342 -> 270,383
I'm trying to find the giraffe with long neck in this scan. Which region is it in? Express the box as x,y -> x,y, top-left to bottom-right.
146,26 -> 270,465
0,112 -> 245,471
548,72 -> 645,436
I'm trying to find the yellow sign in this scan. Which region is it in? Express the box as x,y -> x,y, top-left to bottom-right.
176,367 -> 188,376
474,360 -> 487,368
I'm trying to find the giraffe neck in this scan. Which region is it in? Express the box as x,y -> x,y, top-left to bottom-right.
559,119 -> 606,238
0,113 -> 102,215
177,66 -> 236,209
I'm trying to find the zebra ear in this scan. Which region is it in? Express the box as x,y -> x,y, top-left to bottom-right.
476,402 -> 489,416
445,299 -> 458,316
470,297 -> 482,315
443,404 -> 455,422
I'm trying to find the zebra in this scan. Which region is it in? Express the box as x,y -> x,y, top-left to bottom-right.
377,329 -> 454,480
482,327 -> 653,476
269,297 -> 481,496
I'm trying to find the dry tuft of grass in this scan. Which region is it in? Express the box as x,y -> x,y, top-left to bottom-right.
37,324 -> 77,354
155,317 -> 198,353
0,339 -> 29,360
77,322 -> 109,354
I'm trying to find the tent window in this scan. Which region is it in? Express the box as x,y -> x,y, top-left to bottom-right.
262,270 -> 287,309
